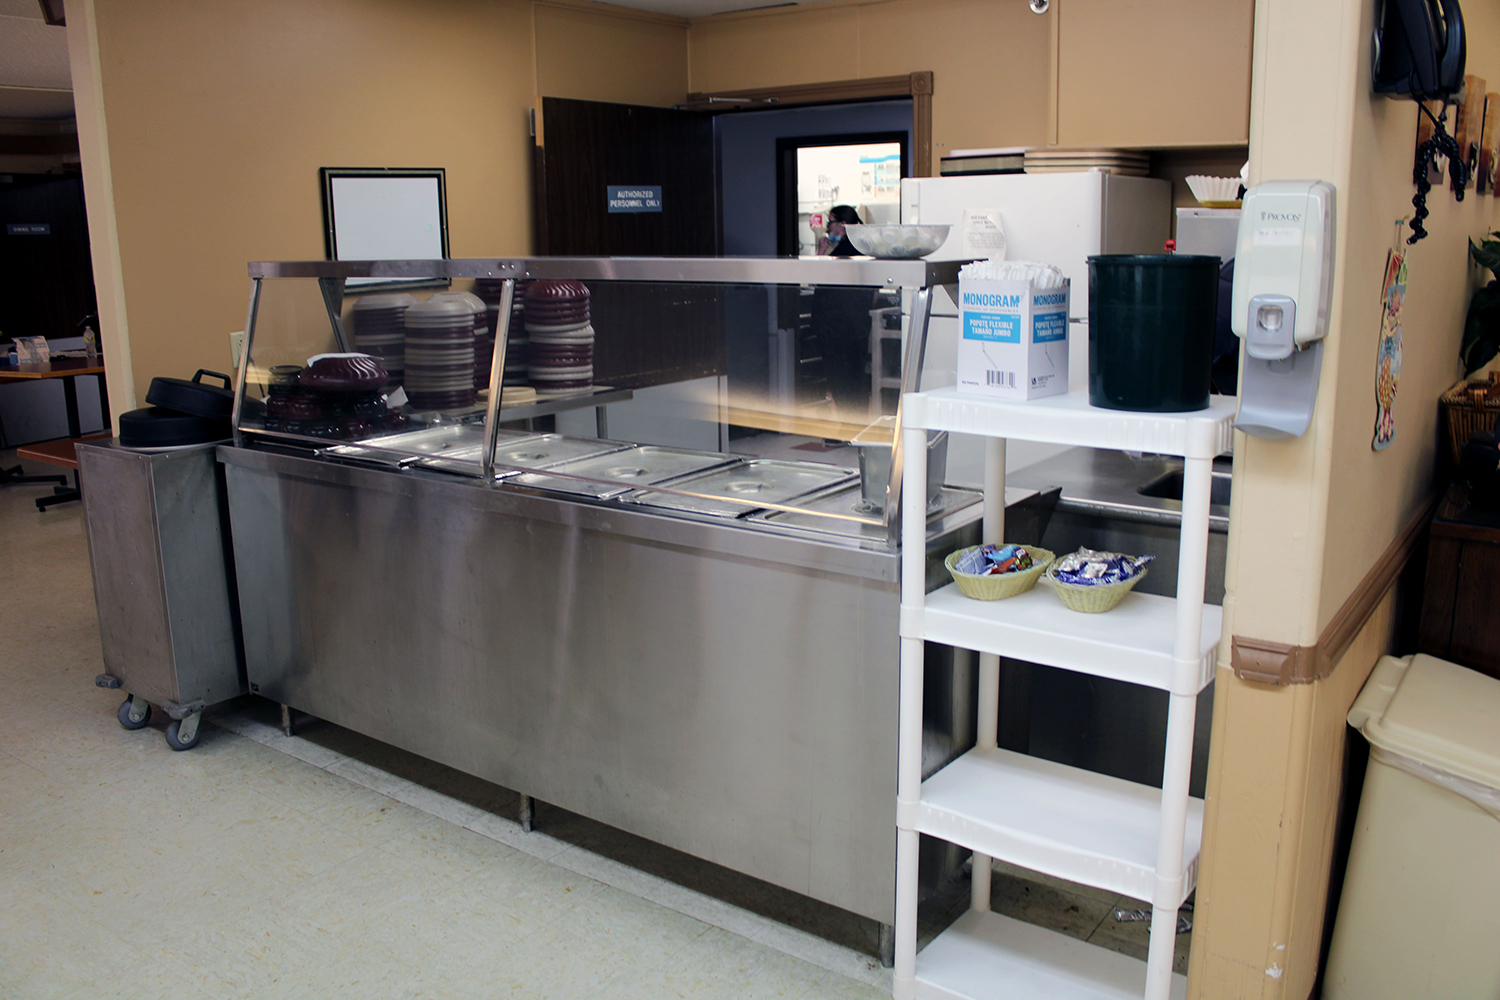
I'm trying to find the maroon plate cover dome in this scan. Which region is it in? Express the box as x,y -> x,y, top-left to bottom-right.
299,354 -> 390,392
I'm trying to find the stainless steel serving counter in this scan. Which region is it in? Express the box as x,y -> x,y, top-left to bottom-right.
220,443 -> 1053,926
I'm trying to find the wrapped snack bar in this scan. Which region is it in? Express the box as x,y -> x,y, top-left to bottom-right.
955,543 -> 1036,577
1046,547 -> 1154,613
1050,547 -> 1154,585
945,543 -> 1054,601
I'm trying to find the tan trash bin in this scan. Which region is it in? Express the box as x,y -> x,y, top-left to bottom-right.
1324,654 -> 1500,1000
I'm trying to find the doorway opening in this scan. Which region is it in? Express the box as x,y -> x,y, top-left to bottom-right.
775,132 -> 908,257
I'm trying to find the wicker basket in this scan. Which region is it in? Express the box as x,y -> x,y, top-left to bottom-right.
1045,565 -> 1149,613
945,546 -> 1055,601
1441,373 -> 1500,463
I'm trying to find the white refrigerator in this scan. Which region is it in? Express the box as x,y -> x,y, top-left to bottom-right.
901,171 -> 1171,479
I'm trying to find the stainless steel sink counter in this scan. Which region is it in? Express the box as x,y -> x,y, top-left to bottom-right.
1006,446 -> 1232,533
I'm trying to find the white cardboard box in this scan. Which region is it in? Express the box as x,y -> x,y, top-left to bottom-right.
956,278 -> 1070,399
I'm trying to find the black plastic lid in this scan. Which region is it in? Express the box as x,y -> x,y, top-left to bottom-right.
1087,254 -> 1222,267
144,369 -> 235,420
117,406 -> 231,448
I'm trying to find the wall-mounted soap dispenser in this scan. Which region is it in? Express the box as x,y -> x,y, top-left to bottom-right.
1231,180 -> 1337,438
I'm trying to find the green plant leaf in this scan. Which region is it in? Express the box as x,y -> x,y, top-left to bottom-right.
1462,284 -> 1500,374
1470,236 -> 1500,278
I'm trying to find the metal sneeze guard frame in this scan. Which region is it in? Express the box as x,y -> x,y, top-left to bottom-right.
231,256 -> 961,546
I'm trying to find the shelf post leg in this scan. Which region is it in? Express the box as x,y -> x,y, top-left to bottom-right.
967,435 -> 1007,916
1147,448 -> 1214,998
893,827 -> 920,999
895,423 -> 930,1000
895,635 -> 926,999
976,437 -> 1005,747
519,793 -> 534,833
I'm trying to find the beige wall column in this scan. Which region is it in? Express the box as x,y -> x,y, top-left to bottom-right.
66,0 -> 134,423
1190,1 -> 1500,997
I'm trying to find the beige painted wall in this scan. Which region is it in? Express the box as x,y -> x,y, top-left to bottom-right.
74,0 -> 687,411
688,0 -> 1053,156
1192,594 -> 1396,998
535,1 -> 689,108
1193,0 -> 1500,996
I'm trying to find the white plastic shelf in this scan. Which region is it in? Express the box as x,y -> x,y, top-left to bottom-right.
904,387 -> 1237,460
916,910 -> 1188,1000
904,584 -> 1221,694
918,748 -> 1202,905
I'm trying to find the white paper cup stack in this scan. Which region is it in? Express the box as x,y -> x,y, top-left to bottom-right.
524,280 -> 594,398
404,296 -> 477,413
351,293 -> 416,387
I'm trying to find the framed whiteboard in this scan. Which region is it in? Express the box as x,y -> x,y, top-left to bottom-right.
319,167 -> 449,291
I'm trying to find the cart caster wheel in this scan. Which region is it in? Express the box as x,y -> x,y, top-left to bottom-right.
117,696 -> 151,731
164,718 -> 200,751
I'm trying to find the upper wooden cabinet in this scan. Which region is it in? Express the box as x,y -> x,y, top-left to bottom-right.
1055,0 -> 1254,148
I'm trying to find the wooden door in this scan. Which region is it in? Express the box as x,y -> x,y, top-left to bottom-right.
534,97 -> 717,256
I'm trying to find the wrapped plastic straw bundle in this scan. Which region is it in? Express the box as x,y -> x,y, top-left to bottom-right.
959,259 -> 1068,289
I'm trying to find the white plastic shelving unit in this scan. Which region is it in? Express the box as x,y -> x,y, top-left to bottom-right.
895,386 -> 1236,1000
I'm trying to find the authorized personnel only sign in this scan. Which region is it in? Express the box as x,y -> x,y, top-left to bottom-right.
606,186 -> 663,213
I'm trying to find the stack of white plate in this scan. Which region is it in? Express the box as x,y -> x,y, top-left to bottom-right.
525,280 -> 594,398
1023,148 -> 1150,177
429,290 -> 489,392
404,296 -> 477,413
350,293 -> 415,387
475,278 -> 530,387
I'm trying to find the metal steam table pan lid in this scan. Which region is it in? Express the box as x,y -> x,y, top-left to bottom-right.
749,484 -> 983,539
509,445 -> 739,499
623,458 -> 856,517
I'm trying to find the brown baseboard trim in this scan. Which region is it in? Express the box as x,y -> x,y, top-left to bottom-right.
1231,492 -> 1438,685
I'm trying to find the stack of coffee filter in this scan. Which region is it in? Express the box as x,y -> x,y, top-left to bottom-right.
475,278 -> 530,387
524,280 -> 594,397
428,290 -> 489,392
350,293 -> 415,387
404,296 -> 477,413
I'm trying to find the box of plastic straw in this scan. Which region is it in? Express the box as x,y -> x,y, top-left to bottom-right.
956,261 -> 1070,400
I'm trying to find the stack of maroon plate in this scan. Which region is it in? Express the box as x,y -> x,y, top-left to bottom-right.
350,293 -> 415,387
525,280 -> 593,398
404,296 -> 477,413
429,290 -> 489,392
476,277 -> 530,387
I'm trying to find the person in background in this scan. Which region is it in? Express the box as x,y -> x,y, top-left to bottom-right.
811,205 -> 875,418
817,204 -> 863,256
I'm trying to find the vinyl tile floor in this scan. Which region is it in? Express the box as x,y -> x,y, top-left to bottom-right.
0,448 -> 1188,999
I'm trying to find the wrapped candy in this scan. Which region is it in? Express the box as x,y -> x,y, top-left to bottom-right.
955,544 -> 1036,577
1050,547 -> 1153,586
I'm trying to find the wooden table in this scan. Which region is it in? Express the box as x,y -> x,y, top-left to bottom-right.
0,357 -> 109,439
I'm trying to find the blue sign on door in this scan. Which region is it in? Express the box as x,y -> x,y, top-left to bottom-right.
606,186 -> 663,213
6,223 -> 50,235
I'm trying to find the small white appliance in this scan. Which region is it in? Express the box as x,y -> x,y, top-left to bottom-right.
1174,207 -> 1241,262
901,171 -> 1171,478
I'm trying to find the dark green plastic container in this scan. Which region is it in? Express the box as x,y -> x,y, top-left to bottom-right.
1087,254 -> 1220,412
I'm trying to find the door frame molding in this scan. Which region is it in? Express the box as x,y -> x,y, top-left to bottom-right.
686,71 -> 935,177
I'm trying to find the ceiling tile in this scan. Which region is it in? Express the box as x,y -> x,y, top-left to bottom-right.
0,18 -> 69,89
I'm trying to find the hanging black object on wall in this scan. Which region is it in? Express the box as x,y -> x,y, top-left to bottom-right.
1373,0 -> 1466,101
1087,255 -> 1220,413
